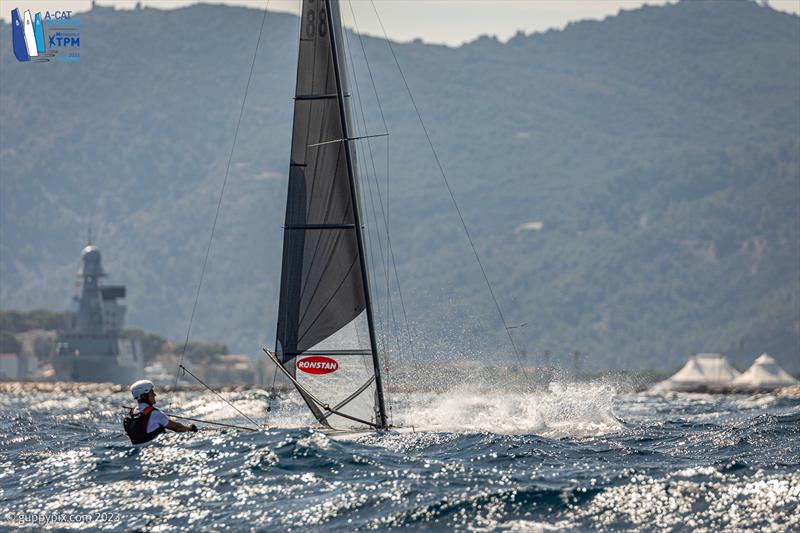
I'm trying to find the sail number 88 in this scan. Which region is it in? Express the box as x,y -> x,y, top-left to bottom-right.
306,8 -> 327,37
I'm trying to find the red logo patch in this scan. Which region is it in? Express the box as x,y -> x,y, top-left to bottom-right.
296,356 -> 339,375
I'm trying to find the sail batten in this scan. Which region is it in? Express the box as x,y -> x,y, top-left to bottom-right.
275,0 -> 387,430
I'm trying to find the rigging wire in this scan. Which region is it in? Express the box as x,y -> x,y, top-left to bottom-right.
347,0 -> 415,361
178,365 -> 262,430
169,2 -> 271,420
356,146 -> 398,420
368,0 -> 530,379
341,9 -> 409,423
121,405 -> 258,432
344,70 -> 403,371
346,102 -> 389,357
342,20 -> 401,358
345,0 -> 418,368
344,50 -> 395,421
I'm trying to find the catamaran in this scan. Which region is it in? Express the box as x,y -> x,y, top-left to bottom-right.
171,0 -> 522,435
263,0 -> 390,432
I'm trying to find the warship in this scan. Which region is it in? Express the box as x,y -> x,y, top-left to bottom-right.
53,237 -> 142,383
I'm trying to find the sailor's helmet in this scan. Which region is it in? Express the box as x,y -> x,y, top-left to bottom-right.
130,379 -> 155,399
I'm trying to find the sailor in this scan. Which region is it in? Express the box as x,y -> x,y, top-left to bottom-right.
123,379 -> 197,444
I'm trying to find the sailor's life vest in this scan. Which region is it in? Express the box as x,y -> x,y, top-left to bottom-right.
123,405 -> 166,444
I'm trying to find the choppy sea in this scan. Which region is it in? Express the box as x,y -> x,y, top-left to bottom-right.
1,378 -> 798,531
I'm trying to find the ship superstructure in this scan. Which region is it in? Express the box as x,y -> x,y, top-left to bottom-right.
53,240 -> 142,383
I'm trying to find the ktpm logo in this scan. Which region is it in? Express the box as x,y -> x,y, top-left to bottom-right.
11,8 -> 78,62
296,356 -> 339,375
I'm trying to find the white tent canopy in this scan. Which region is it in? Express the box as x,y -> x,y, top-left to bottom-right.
731,353 -> 798,391
653,353 -> 741,392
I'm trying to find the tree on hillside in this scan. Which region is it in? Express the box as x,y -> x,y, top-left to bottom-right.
0,331 -> 22,354
184,342 -> 229,364
123,328 -> 167,364
0,310 -> 64,333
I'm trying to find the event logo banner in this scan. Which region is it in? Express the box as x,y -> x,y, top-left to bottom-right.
10,7 -> 80,63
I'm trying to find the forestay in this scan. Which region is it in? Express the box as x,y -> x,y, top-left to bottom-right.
274,0 -> 387,430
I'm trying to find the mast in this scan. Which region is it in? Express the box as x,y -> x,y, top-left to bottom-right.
325,0 -> 388,428
274,0 -> 389,431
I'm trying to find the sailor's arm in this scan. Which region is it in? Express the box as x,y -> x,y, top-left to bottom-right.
166,419 -> 197,433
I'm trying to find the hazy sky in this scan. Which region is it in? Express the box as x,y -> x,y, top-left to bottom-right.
2,0 -> 799,46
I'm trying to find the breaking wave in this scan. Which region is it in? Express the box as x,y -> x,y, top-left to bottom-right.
391,380 -> 622,437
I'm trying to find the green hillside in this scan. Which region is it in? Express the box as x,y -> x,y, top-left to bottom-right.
1,0 -> 798,373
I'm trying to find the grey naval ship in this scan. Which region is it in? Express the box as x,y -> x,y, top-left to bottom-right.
53,240 -> 143,383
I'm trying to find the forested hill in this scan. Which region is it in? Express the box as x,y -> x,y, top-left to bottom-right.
1,0 -> 798,373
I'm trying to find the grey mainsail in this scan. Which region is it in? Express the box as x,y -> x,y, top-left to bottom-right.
274,0 -> 387,430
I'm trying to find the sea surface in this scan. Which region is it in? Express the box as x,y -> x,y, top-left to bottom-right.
1,378 -> 798,531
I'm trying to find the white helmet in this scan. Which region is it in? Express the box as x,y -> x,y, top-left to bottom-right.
130,379 -> 155,399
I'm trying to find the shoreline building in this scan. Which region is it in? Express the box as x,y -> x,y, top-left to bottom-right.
53,240 -> 142,383
0,353 -> 37,380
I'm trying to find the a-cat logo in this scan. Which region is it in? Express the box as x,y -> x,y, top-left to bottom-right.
11,7 -> 79,63
296,356 -> 339,375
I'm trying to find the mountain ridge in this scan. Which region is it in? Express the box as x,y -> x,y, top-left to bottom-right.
1,0 -> 798,372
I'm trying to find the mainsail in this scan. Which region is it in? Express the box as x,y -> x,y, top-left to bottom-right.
274,0 -> 388,430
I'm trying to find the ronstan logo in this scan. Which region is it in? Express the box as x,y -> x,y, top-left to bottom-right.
296,356 -> 339,375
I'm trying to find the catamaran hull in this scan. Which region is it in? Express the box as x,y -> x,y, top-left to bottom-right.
322,426 -> 416,441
